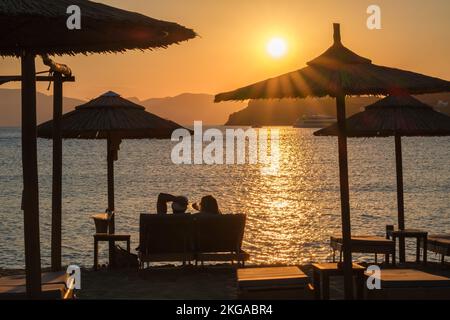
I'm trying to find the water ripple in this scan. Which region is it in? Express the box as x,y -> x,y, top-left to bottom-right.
0,127 -> 449,268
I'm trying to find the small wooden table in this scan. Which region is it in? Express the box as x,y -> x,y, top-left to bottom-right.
386,229 -> 427,264
237,266 -> 311,300
93,233 -> 131,270
330,235 -> 396,265
312,262 -> 366,300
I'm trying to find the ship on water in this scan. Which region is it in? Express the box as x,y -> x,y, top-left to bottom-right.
293,115 -> 337,128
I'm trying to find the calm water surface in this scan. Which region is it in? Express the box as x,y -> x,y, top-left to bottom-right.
0,127 -> 449,268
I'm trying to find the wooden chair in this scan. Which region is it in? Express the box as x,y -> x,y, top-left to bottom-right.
424,234 -> 450,264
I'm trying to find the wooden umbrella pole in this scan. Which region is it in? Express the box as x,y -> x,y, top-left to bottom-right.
395,134 -> 406,262
107,137 -> 115,268
21,51 -> 42,298
336,92 -> 354,299
107,137 -> 115,223
51,72 -> 63,272
331,23 -> 353,299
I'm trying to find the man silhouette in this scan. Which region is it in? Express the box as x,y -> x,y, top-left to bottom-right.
156,193 -> 189,214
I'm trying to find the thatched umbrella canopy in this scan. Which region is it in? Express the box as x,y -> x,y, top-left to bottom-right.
38,91 -> 187,139
0,0 -> 196,56
0,0 -> 195,297
38,91 -> 190,230
215,23 -> 450,299
315,95 -> 450,137
315,94 -> 450,261
215,34 -> 449,101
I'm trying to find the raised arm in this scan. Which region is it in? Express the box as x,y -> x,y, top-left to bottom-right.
156,193 -> 177,214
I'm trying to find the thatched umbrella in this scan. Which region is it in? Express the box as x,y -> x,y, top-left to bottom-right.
215,23 -> 450,298
0,0 -> 195,297
315,94 -> 450,261
38,91 -> 190,220
38,91 -> 191,269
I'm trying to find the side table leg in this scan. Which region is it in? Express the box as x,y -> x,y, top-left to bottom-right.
399,235 -> 406,263
313,269 -> 321,300
416,237 -> 420,263
322,273 -> 330,300
109,239 -> 115,269
355,274 -> 364,300
423,236 -> 427,265
385,232 -> 391,265
392,245 -> 396,266
392,235 -> 397,266
94,238 -> 98,271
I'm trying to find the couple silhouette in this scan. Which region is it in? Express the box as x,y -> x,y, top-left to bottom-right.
156,193 -> 221,215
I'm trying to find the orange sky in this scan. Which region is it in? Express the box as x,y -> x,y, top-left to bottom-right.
0,0 -> 449,100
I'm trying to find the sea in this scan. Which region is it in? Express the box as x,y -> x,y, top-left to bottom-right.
0,127 -> 449,268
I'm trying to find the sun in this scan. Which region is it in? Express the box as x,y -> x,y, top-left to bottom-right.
266,37 -> 288,58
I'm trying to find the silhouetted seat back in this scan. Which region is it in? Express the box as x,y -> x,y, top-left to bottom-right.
139,214 -> 194,263
138,213 -> 249,267
194,214 -> 246,253
194,214 -> 249,265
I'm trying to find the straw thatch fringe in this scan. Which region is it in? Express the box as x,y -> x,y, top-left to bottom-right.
0,0 -> 196,57
314,95 -> 450,137
215,64 -> 450,102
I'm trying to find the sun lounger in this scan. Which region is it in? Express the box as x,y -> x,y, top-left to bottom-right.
194,214 -> 249,266
330,235 -> 395,264
422,234 -> 450,264
364,268 -> 450,300
0,271 -> 73,300
237,266 -> 312,300
138,214 -> 195,266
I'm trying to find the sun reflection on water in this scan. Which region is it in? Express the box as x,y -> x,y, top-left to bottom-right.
0,127 -> 449,268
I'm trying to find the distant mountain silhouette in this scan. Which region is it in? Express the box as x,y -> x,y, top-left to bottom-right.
131,93 -> 245,125
2,89 -> 448,127
0,88 -> 85,127
0,90 -> 245,127
226,93 -> 450,126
